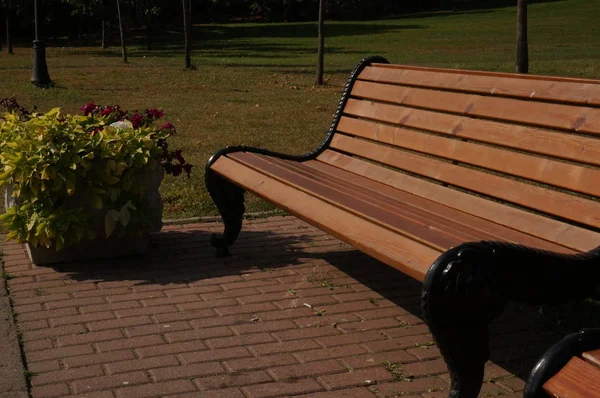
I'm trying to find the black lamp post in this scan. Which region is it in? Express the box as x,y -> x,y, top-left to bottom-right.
31,0 -> 52,87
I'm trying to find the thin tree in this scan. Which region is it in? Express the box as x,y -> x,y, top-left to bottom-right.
116,0 -> 127,62
516,0 -> 528,73
315,0 -> 324,85
101,0 -> 107,49
5,0 -> 13,54
182,0 -> 191,68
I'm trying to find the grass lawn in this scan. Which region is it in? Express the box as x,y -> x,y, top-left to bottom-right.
0,0 -> 598,219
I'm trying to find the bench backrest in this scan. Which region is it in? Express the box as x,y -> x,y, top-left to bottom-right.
318,62 -> 600,252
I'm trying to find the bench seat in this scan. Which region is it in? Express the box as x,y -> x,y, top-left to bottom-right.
206,57 -> 600,398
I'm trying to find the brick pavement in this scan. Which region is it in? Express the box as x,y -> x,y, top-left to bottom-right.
0,216 -> 589,398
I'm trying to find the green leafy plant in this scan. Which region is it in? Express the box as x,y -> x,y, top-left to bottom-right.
0,98 -> 192,251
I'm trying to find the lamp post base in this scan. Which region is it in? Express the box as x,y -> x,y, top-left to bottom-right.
31,40 -> 52,87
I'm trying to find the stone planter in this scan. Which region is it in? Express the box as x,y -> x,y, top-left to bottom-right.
4,166 -> 164,265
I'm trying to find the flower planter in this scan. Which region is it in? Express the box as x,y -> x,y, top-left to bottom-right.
4,166 -> 164,265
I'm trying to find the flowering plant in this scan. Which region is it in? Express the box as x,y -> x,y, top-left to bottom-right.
0,98 -> 192,250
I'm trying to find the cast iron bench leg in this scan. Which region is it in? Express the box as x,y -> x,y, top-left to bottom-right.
422,242 -> 600,398
205,167 -> 245,256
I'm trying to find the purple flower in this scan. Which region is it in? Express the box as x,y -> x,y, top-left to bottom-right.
161,122 -> 175,130
80,102 -> 96,116
146,108 -> 164,120
129,113 -> 144,128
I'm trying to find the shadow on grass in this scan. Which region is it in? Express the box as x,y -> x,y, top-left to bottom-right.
46,226 -> 600,386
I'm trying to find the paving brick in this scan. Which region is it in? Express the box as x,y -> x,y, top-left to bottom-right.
15,293 -> 71,306
176,298 -> 237,311
63,350 -> 136,368
319,367 -> 395,389
190,387 -> 245,398
216,302 -> 279,316
140,294 -> 200,307
242,378 -> 324,397
164,326 -> 232,343
206,332 -> 275,349
51,311 -> 116,327
72,287 -> 130,299
318,330 -> 387,347
115,305 -> 178,318
273,326 -> 341,341
96,334 -> 165,352
72,371 -> 149,394
115,380 -> 196,398
268,359 -> 347,381
30,383 -> 70,398
180,346 -> 252,364
342,351 -> 419,370
231,320 -> 297,335
150,362 -> 225,381
225,354 -> 298,372
355,307 -> 410,321
365,335 -> 434,353
20,319 -> 50,331
31,365 -> 104,386
136,340 -> 207,358
153,309 -> 215,323
87,316 -> 153,332
79,301 -> 142,314
254,307 -> 314,322
337,318 -> 405,333
250,339 -> 321,356
369,376 -> 449,396
221,279 -> 280,291
294,344 -> 367,363
17,307 -> 77,323
495,376 -> 526,393
28,359 -> 62,373
296,387 -> 376,397
194,370 -> 272,390
406,346 -> 442,361
106,355 -> 180,374
165,285 -> 223,297
294,313 -> 361,328
125,321 -> 192,337
381,324 -> 432,339
13,303 -> 43,313
44,297 -> 105,310
58,329 -> 124,346
24,338 -> 54,351
28,344 -> 95,362
106,291 -> 166,303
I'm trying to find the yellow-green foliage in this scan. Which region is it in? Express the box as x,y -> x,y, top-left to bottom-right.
0,104 -> 176,250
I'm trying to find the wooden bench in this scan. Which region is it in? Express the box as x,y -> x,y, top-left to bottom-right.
205,56 -> 600,398
525,328 -> 600,397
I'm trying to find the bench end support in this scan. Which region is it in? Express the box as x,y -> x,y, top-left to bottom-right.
205,167 -> 245,257
423,242 -> 600,398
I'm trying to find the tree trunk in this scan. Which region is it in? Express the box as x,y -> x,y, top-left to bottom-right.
516,0 -> 528,73
101,19 -> 107,49
315,0 -> 325,85
182,0 -> 191,69
116,0 -> 127,62
6,0 -> 13,54
147,16 -> 152,51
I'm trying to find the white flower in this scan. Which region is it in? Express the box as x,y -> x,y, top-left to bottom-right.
109,120 -> 133,129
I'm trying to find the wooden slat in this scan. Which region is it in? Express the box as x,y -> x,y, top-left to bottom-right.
346,94 -> 600,138
351,80 -> 600,135
339,104 -> 600,168
257,153 -> 551,248
336,117 -> 600,197
229,152 -> 465,251
295,158 -> 574,254
360,64 -> 600,106
583,350 -> 600,367
330,134 -> 600,229
258,154 -> 493,244
543,357 -> 600,398
211,156 -> 441,281
316,150 -> 600,252
371,63 -> 600,85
